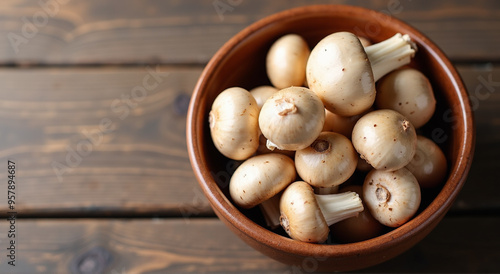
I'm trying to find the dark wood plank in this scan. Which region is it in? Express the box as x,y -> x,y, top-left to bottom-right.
0,217 -> 498,273
0,219 -> 289,273
0,64 -> 498,216
0,0 -> 499,64
363,216 -> 500,273
452,64 -> 500,213
0,66 -> 213,216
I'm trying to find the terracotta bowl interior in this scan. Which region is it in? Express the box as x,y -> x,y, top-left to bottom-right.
187,5 -> 474,271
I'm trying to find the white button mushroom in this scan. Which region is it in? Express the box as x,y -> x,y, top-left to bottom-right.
356,153 -> 373,172
259,191 -> 282,229
295,132 -> 358,188
209,87 -> 260,160
258,86 -> 325,151
306,32 -> 416,116
363,167 -> 421,227
266,34 -> 310,89
322,107 -> 372,138
376,68 -> 436,128
352,109 -> 417,171
405,135 -> 448,188
331,185 -> 385,243
279,181 -> 364,243
255,134 -> 295,158
249,85 -> 278,109
229,153 -> 296,209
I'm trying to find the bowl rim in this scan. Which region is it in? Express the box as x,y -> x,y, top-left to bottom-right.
187,4 -> 475,259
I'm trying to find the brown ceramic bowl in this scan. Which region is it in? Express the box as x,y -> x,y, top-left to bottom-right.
187,5 -> 474,272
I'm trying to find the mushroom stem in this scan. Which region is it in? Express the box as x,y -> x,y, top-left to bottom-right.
259,193 -> 282,229
365,33 -> 417,82
276,98 -> 298,116
266,139 -> 279,151
312,139 -> 330,153
208,111 -> 216,129
315,191 -> 364,226
402,120 -> 411,131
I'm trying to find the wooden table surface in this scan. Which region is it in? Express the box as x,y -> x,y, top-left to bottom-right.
0,1 -> 499,273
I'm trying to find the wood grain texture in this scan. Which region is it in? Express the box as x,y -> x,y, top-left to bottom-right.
0,217 -> 498,273
452,64 -> 500,213
0,66 -> 213,216
0,1 -> 497,273
0,64 -> 498,216
0,0 -> 499,64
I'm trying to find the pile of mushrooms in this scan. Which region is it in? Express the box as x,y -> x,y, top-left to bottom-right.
208,31 -> 448,244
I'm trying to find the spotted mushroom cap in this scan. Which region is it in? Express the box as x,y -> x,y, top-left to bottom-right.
229,153 -> 296,209
279,181 -> 329,243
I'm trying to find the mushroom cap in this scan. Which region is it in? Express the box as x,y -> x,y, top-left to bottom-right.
322,107 -> 372,138
363,167 -> 421,227
352,109 -> 417,171
259,86 -> 325,151
266,34 -> 310,89
331,185 -> 384,243
306,32 -> 375,116
279,181 -> 329,243
229,153 -> 296,209
256,134 -> 296,158
376,68 -> 436,128
295,132 -> 358,188
209,87 -> 260,160
249,85 -> 278,109
405,135 -> 448,188
356,154 -> 373,172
